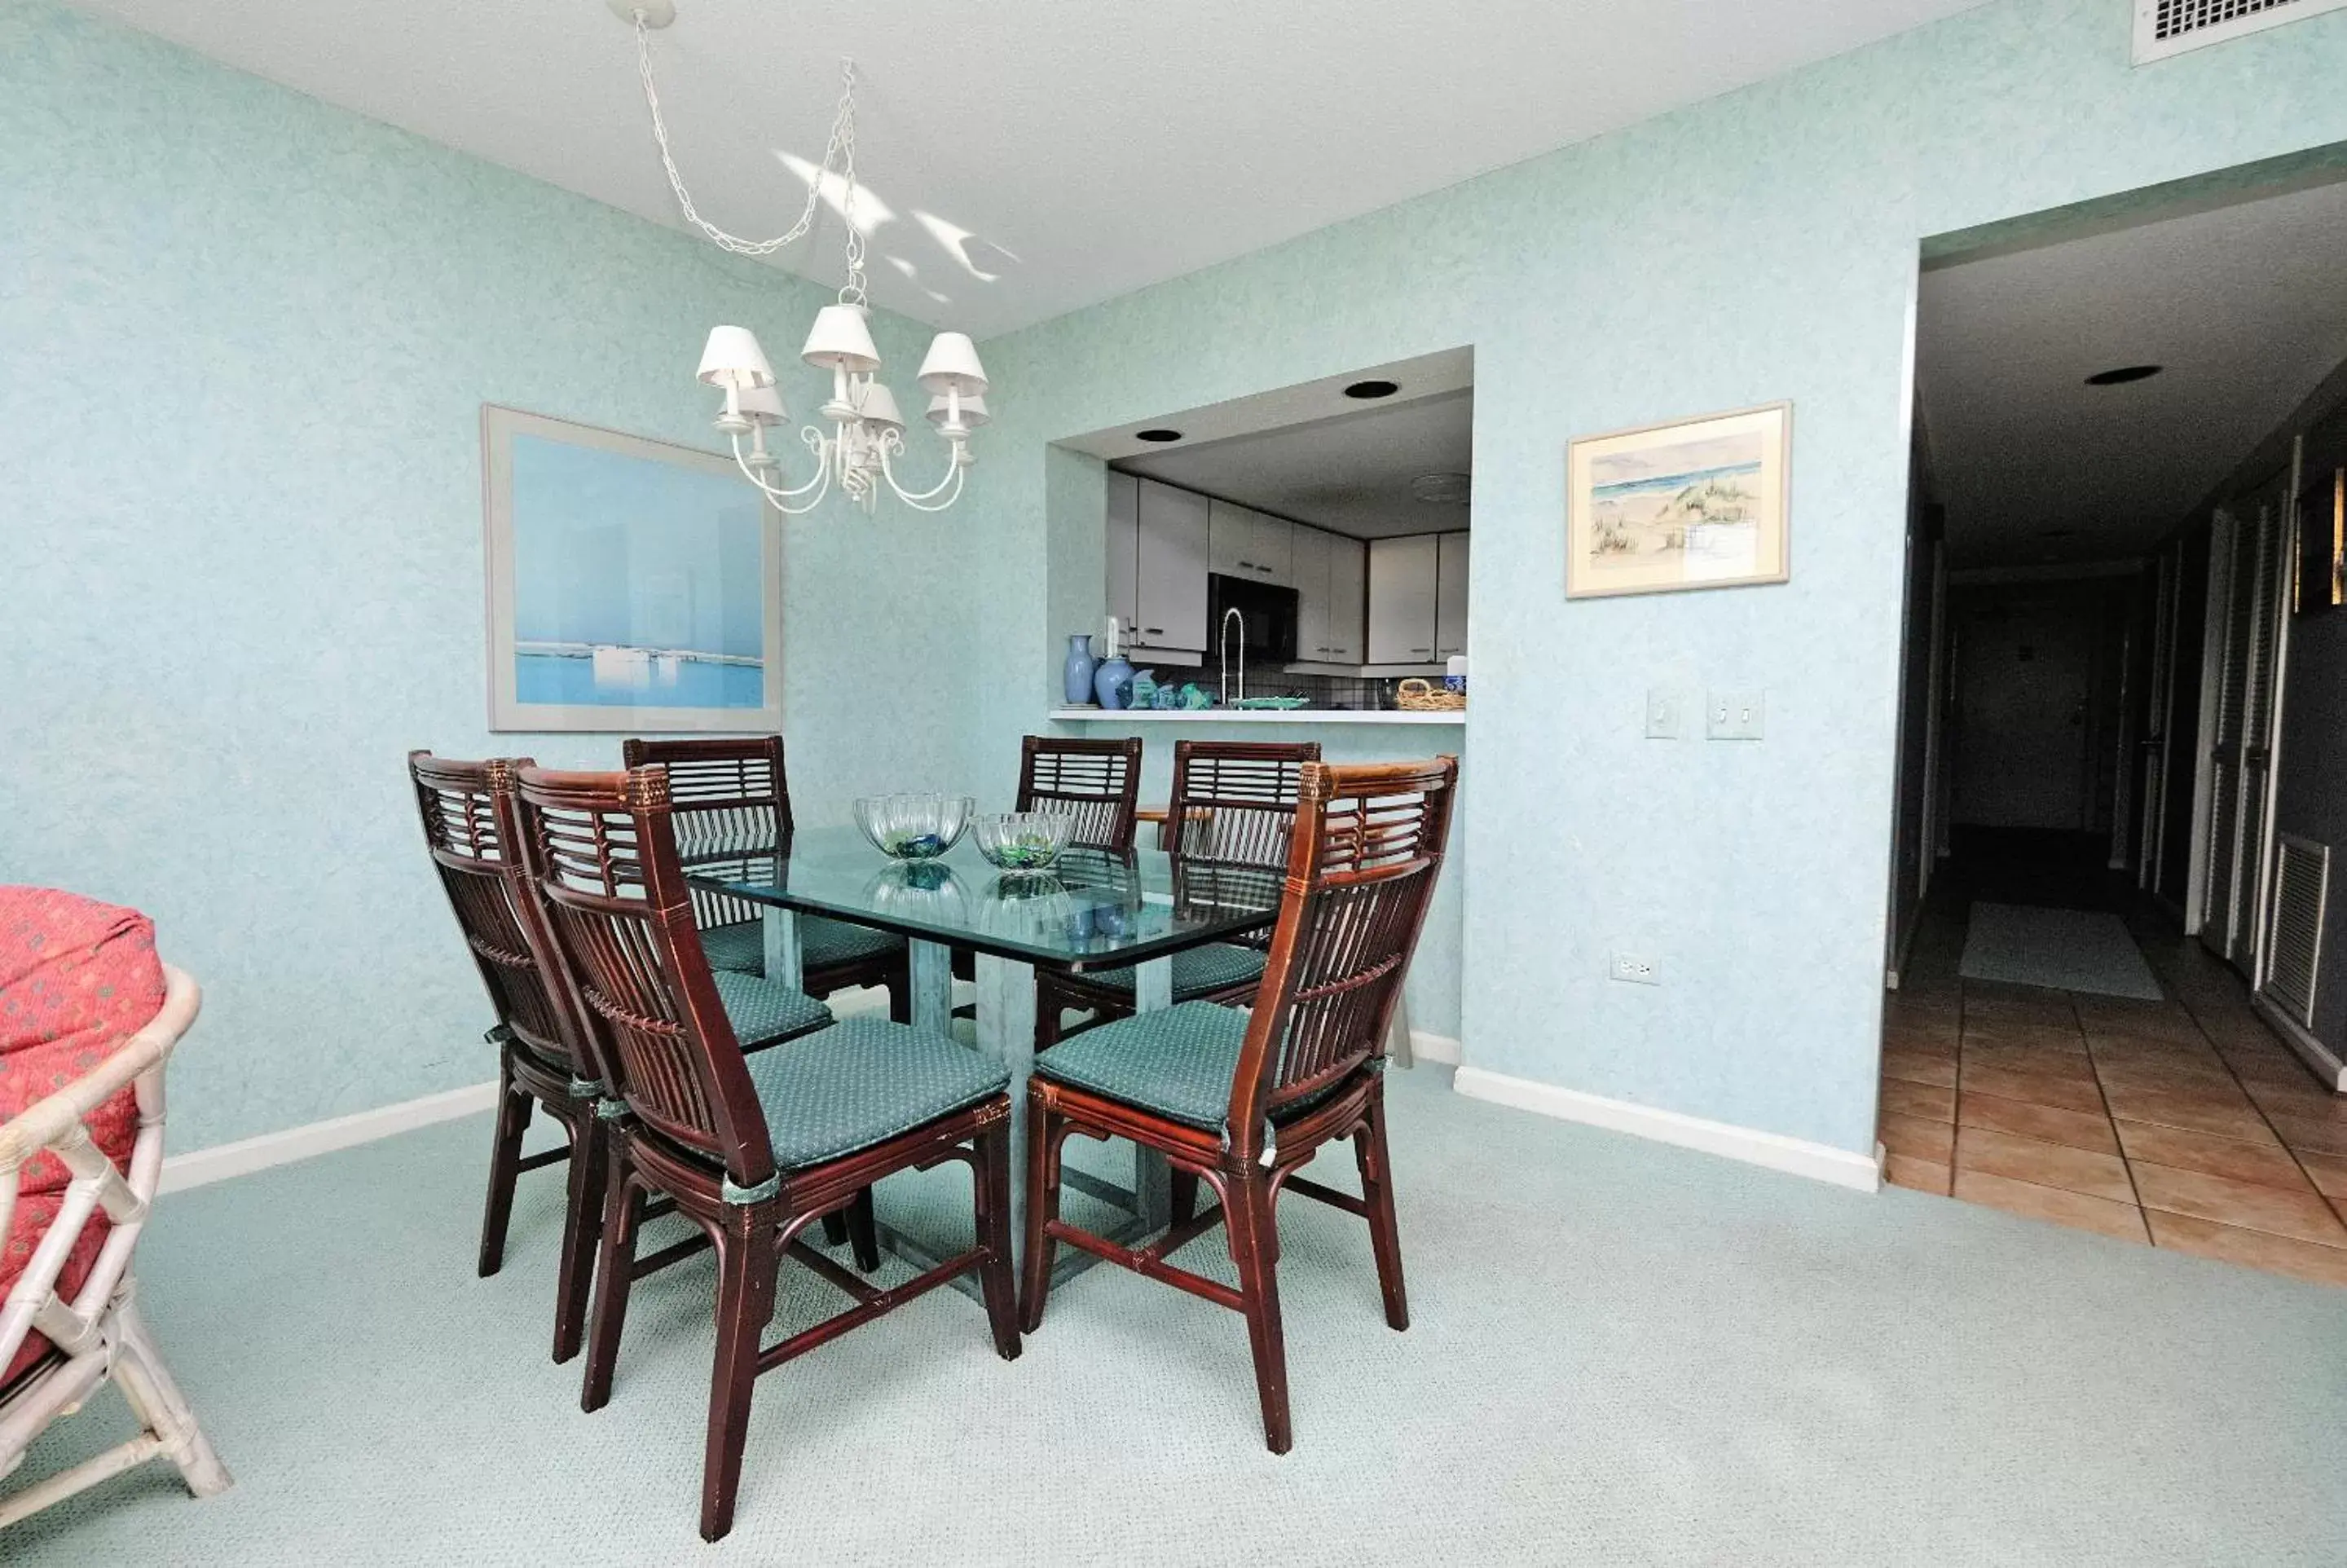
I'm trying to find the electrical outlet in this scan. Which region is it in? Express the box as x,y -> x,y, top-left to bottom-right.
1645,688 -> 1682,739
1706,689 -> 1765,741
1608,951 -> 1661,986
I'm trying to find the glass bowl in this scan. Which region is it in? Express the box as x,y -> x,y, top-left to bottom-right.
972,811 -> 1074,873
852,793 -> 975,861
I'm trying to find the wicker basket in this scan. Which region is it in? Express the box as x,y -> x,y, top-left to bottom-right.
1395,678 -> 1465,711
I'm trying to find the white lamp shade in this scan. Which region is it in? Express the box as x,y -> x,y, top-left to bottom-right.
697,325 -> 775,389
736,382 -> 787,426
915,331 -> 989,396
927,391 -> 989,429
800,303 -> 882,373
853,379 -> 905,433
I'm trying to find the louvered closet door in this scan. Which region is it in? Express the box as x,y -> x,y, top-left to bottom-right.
2229,499 -> 2282,971
2138,546 -> 2176,888
2200,508 -> 2250,958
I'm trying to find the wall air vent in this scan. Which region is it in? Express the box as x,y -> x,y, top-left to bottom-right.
2263,834 -> 2330,1026
2134,0 -> 2347,64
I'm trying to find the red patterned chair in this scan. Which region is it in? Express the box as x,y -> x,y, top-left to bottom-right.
0,887 -> 230,1526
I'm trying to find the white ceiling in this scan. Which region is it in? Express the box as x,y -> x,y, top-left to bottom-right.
1115,390 -> 1474,540
1918,176 -> 2347,567
74,0 -> 1979,337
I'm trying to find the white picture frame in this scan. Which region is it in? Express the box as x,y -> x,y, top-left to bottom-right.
1565,401 -> 1792,599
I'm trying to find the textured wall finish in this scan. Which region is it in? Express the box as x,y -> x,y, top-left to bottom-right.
963,0 -> 2347,1156
0,2 -> 971,1149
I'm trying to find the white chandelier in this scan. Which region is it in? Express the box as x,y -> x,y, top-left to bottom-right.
617,2 -> 990,515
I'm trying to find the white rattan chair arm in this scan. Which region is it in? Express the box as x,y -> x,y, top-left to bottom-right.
0,968 -> 198,1173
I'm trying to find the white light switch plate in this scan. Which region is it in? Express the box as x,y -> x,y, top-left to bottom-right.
1706,689 -> 1764,740
1645,688 -> 1683,739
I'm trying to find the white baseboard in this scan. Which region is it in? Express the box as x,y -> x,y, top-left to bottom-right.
1451,1064 -> 1882,1191
161,1080 -> 500,1194
2250,996 -> 2347,1091
1407,1029 -> 1461,1066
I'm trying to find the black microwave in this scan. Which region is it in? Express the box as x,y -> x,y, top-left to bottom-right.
1206,573 -> 1300,663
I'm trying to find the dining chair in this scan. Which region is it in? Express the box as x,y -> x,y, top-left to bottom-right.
517,763 -> 1020,1543
410,751 -> 841,1364
1015,734 -> 1144,852
621,737 -> 912,1024
0,891 -> 230,1528
1033,739 -> 1319,1050
1019,756 -> 1458,1454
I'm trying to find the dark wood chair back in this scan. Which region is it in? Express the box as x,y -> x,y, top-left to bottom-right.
1228,757 -> 1459,1147
515,764 -> 777,1193
1015,735 -> 1143,852
621,737 -> 790,936
1163,739 -> 1321,866
407,750 -> 579,1074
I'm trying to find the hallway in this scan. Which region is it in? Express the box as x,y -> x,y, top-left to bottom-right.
1881,831 -> 2347,1286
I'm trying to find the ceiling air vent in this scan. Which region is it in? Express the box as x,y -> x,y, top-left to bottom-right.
2134,0 -> 2347,64
2262,834 -> 2330,1026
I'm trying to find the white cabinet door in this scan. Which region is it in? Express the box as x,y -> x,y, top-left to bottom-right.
1367,535 -> 1440,663
1436,531 -> 1471,659
1105,470 -> 1139,637
1292,526 -> 1331,658
1208,499 -> 1253,577
1251,513 -> 1293,586
1136,479 -> 1209,650
1327,535 -> 1366,662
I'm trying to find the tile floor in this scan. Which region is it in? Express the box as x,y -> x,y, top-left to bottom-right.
1882,936 -> 2347,1288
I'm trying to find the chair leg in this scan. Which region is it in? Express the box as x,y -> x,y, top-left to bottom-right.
1356,1088 -> 1409,1332
845,1186 -> 881,1274
581,1146 -> 641,1414
1018,1095 -> 1062,1333
107,1293 -> 233,1499
552,1110 -> 605,1363
700,1215 -> 776,1544
477,1054 -> 531,1278
820,1212 -> 850,1248
1225,1171 -> 1292,1454
887,955 -> 914,1025
972,1118 -> 1023,1360
1169,1169 -> 1200,1226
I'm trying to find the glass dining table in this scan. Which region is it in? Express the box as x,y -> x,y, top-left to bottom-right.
685,827 -> 1284,1294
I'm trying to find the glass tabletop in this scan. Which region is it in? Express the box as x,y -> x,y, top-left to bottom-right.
683,826 -> 1284,971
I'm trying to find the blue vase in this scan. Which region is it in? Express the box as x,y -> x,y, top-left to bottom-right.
1094,653 -> 1135,710
1063,634 -> 1099,706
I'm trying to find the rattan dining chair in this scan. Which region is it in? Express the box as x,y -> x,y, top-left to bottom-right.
1015,734 -> 1143,851
517,764 -> 1020,1542
1019,756 -> 1457,1453
621,737 -> 911,1023
1035,740 -> 1317,1050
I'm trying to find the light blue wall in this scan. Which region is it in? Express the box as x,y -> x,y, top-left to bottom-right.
0,2 -> 971,1149
962,0 -> 2347,1155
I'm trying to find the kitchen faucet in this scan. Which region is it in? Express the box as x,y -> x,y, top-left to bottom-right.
1218,606 -> 1246,707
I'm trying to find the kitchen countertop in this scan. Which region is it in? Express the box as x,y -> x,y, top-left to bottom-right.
1049,707 -> 1464,725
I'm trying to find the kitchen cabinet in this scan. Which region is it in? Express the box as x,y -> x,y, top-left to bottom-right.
1106,470 -> 1138,637
1134,478 -> 1209,652
1367,535 -> 1441,664
1327,535 -> 1365,662
1436,531 -> 1470,659
1293,526 -> 1331,658
1209,500 -> 1292,585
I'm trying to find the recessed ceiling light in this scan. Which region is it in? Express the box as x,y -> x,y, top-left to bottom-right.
1345,380 -> 1400,399
1134,429 -> 1183,443
2085,364 -> 2163,385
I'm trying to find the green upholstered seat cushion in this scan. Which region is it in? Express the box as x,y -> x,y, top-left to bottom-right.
1033,1001 -> 1255,1131
742,1017 -> 1010,1169
1080,943 -> 1268,999
709,969 -> 834,1050
702,918 -> 904,978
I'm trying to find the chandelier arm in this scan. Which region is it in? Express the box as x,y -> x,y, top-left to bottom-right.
878,447 -> 968,513
729,432 -> 830,504
635,16 -> 857,260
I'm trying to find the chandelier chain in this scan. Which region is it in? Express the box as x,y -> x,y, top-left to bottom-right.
632,14 -> 861,268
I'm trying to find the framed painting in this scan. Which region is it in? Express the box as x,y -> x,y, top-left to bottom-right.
482,405 -> 782,733
1565,401 -> 1791,598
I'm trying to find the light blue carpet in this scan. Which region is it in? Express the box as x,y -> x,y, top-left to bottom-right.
7,1067 -> 2344,1564
1960,901 -> 2166,1001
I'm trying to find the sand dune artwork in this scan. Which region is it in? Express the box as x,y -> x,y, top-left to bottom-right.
1566,403 -> 1790,597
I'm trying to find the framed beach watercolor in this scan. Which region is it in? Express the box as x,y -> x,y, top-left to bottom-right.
1565,402 -> 1791,598
482,405 -> 782,733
